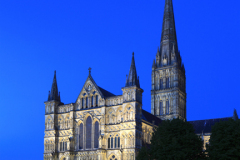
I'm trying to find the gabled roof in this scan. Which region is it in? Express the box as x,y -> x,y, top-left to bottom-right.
142,109 -> 162,126
98,86 -> 116,98
188,117 -> 231,134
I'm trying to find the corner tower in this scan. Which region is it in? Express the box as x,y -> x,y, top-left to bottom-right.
44,71 -> 63,159
151,0 -> 186,120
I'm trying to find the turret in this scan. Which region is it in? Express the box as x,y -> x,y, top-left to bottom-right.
45,70 -> 62,115
125,52 -> 140,88
48,70 -> 61,102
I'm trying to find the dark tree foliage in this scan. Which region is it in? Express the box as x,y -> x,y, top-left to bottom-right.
206,119 -> 240,160
137,118 -> 205,160
136,147 -> 150,160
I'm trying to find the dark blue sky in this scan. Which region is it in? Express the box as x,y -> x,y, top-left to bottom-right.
0,0 -> 240,159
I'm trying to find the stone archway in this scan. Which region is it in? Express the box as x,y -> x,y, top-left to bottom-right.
108,154 -> 118,160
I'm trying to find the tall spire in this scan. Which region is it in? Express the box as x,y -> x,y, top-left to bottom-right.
48,70 -> 60,101
157,0 -> 178,66
125,52 -> 140,88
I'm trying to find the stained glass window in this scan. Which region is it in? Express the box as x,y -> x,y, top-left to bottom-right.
86,97 -> 88,107
166,77 -> 170,88
108,138 -> 110,148
118,137 -> 120,148
96,95 -> 98,106
82,98 -> 84,108
166,100 -> 169,115
160,79 -> 163,89
79,123 -> 83,149
111,137 -> 113,148
160,101 -> 163,115
86,116 -> 92,149
94,121 -> 99,148
91,96 -> 94,107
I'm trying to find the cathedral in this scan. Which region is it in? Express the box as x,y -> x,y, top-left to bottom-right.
43,0 -> 235,160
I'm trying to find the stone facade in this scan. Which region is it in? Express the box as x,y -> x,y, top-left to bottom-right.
43,0 -> 236,159
44,54 -> 159,160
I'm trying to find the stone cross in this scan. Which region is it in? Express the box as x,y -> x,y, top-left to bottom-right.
88,67 -> 92,75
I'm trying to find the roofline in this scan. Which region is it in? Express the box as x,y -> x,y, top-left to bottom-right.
142,119 -> 159,127
188,117 -> 232,122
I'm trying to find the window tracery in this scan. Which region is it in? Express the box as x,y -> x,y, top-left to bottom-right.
107,134 -> 120,149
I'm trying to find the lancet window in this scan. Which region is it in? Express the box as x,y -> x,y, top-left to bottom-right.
59,139 -> 67,152
86,116 -> 92,149
94,121 -> 99,148
166,77 -> 170,88
160,78 -> 163,89
76,116 -> 100,150
82,98 -> 84,108
96,95 -> 98,106
166,100 -> 169,115
79,123 -> 83,149
108,134 -> 120,149
91,96 -> 94,107
86,97 -> 88,108
160,101 -> 163,115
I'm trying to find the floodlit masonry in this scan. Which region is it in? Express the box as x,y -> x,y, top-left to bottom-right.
43,0 -> 237,159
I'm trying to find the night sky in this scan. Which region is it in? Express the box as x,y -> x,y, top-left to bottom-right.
0,0 -> 240,159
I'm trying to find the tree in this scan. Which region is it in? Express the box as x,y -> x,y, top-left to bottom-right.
137,118 -> 205,160
206,118 -> 240,160
136,146 -> 150,160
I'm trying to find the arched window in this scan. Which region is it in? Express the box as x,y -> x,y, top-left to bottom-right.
94,121 -> 99,148
160,101 -> 163,115
111,137 -> 113,148
91,96 -> 94,107
60,139 -> 65,151
118,136 -> 120,148
79,123 -> 83,149
86,97 -> 88,108
108,136 -> 111,149
82,98 -> 84,108
96,95 -> 98,106
115,134 -> 120,148
166,100 -> 169,115
160,78 -> 163,89
86,116 -> 92,149
166,77 -> 170,88
115,137 -> 117,148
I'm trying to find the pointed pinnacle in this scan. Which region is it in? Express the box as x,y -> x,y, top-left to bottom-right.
49,70 -> 60,101
125,53 -> 140,88
233,109 -> 239,121
152,59 -> 156,69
